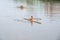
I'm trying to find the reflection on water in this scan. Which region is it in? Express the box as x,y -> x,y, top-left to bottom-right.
0,0 -> 60,40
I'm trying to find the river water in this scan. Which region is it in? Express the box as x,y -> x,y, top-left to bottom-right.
0,0 -> 60,40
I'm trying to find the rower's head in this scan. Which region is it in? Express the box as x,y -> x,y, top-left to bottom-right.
31,16 -> 33,18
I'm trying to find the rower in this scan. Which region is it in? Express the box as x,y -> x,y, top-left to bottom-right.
29,16 -> 33,21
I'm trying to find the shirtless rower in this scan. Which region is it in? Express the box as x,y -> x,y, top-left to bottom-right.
29,16 -> 34,21
30,16 -> 34,25
24,16 -> 34,25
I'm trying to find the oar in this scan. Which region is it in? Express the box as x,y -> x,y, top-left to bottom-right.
24,18 -> 41,24
33,21 -> 41,24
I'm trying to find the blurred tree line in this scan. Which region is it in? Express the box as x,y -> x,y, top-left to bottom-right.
40,0 -> 60,2
14,0 -> 60,17
14,0 -> 60,3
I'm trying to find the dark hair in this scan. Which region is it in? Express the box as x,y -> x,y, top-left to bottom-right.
31,16 -> 33,17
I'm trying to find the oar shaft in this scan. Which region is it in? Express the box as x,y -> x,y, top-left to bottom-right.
24,18 -> 41,24
33,21 -> 41,24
